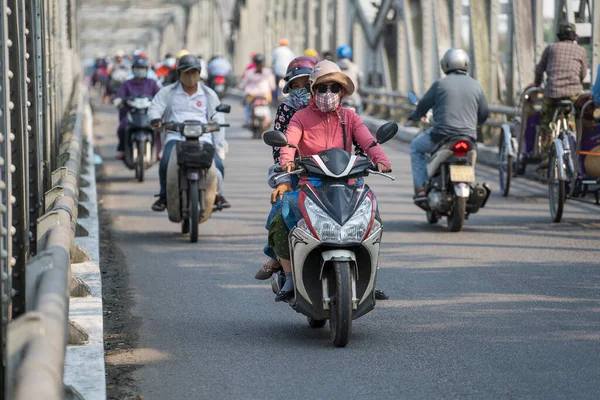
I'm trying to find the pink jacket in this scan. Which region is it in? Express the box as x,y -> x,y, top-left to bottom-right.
280,102 -> 392,174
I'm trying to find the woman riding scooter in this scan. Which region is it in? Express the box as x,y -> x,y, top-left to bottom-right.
266,60 -> 392,302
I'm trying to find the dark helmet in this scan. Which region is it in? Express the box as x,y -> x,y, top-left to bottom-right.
253,53 -> 265,64
132,57 -> 149,69
322,51 -> 334,62
283,56 -> 317,93
177,54 -> 202,72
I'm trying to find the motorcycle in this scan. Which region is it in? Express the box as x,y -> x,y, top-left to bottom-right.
121,94 -> 156,182
249,95 -> 271,139
207,74 -> 228,99
407,91 -> 491,232
108,65 -> 130,99
164,104 -> 231,243
262,121 -> 398,347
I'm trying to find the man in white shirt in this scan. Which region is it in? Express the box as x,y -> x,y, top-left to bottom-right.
148,55 -> 230,212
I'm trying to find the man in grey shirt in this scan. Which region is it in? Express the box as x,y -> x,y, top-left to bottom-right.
407,48 -> 489,199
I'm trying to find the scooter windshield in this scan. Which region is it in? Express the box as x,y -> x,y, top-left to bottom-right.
304,182 -> 369,226
300,148 -> 371,180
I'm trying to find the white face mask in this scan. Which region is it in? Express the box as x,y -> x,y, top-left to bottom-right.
164,58 -> 176,68
133,68 -> 147,79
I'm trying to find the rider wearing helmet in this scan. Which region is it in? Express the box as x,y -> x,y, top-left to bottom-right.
113,57 -> 161,159
272,38 -> 296,99
303,48 -> 319,58
407,48 -> 489,200
254,56 -> 317,281
534,22 -> 588,167
125,50 -> 161,87
321,50 -> 334,62
155,52 -> 177,83
163,49 -> 191,85
238,53 -> 276,125
336,45 -> 363,113
148,54 -> 230,212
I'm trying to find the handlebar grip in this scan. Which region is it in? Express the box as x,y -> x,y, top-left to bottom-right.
369,166 -> 393,173
220,124 -> 230,128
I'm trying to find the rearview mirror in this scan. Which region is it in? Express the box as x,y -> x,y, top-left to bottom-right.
408,91 -> 419,105
376,121 -> 399,145
215,104 -> 231,113
263,130 -> 289,147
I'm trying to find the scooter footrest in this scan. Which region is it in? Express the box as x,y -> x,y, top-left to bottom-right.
414,198 -> 430,211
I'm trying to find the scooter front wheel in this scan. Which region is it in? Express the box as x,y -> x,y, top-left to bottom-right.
189,180 -> 199,242
136,140 -> 145,182
329,261 -> 353,347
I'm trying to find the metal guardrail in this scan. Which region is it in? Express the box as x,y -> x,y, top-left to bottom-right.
360,87 -> 520,129
9,87 -> 84,400
2,0 -> 82,398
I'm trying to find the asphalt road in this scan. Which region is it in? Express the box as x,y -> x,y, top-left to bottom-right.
95,99 -> 600,400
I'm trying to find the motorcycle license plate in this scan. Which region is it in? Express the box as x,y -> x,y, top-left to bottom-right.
215,84 -> 225,91
449,165 -> 475,182
253,106 -> 270,117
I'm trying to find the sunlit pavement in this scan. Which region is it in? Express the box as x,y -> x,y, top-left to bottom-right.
95,98 -> 600,399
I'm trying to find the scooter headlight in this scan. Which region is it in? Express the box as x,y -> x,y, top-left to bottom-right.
183,125 -> 203,138
303,196 -> 374,242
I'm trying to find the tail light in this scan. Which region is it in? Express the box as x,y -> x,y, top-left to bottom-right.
215,75 -> 225,85
452,140 -> 470,157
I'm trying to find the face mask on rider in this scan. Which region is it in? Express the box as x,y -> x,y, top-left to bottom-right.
288,87 -> 311,109
314,88 -> 342,113
164,58 -> 176,68
133,68 -> 147,79
180,70 -> 200,88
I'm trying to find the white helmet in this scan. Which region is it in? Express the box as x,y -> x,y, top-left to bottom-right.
440,48 -> 470,74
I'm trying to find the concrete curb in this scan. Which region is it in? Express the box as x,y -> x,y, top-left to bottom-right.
63,95 -> 106,400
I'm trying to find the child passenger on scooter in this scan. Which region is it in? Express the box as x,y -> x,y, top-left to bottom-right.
254,56 -> 317,281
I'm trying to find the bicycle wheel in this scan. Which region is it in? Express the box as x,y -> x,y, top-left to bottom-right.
548,146 -> 565,223
498,136 -> 512,197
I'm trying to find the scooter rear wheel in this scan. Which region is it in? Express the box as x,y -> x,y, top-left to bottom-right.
181,219 -> 190,234
426,211 -> 438,224
447,196 -> 466,232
